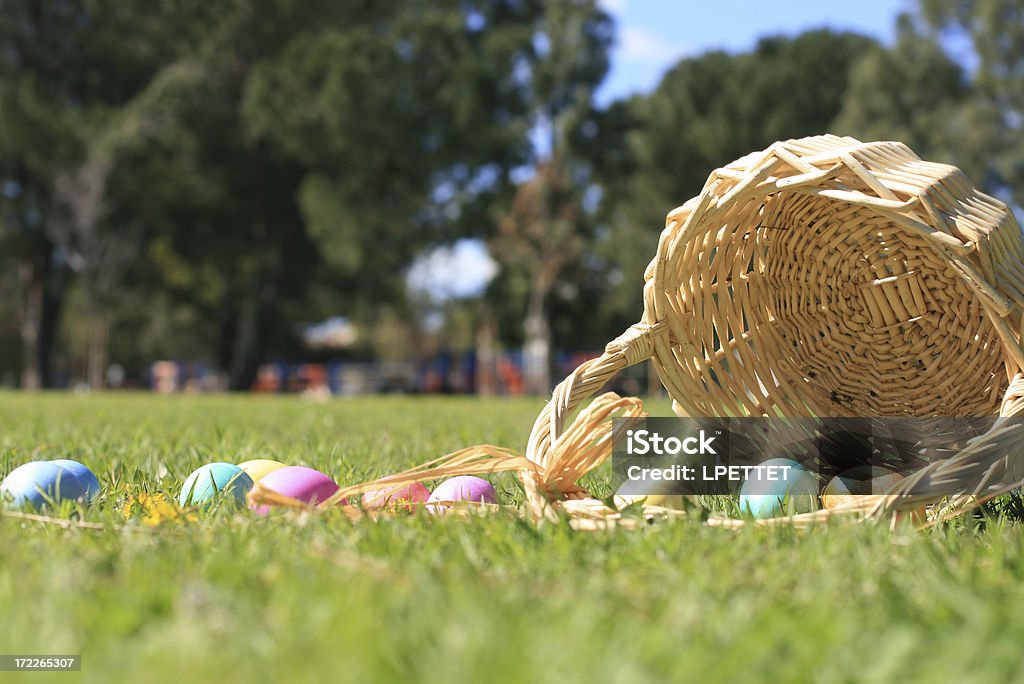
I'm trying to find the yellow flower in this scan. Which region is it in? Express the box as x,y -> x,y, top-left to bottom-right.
122,492 -> 197,526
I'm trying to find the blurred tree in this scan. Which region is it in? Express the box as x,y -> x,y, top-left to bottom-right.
591,30 -> 877,332
914,0 -> 1024,204
832,14 -> 983,179
126,45 -> 317,390
0,1 -> 88,388
0,247 -> 19,384
0,1 -> 214,387
486,0 -> 613,393
7,5 -> 963,391
85,1 -> 540,389
240,0 -> 544,380
48,62 -> 206,389
0,1 -> 562,389
494,162 -> 588,392
552,96 -> 642,346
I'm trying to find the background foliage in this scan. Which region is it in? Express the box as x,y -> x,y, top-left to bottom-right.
0,0 -> 1020,390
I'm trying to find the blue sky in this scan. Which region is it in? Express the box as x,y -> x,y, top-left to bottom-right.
411,1 -> 911,301
596,0 -> 908,105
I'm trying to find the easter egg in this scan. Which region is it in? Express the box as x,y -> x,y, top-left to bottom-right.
426,476 -> 496,513
739,458 -> 819,519
179,462 -> 254,507
614,476 -> 686,510
237,459 -> 288,483
1,461 -> 87,509
820,466 -> 926,523
613,492 -> 687,510
821,466 -> 903,510
51,459 -> 101,503
251,466 -> 339,515
362,482 -> 431,511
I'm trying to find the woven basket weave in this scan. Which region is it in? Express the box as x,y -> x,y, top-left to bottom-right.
251,135 -> 1024,528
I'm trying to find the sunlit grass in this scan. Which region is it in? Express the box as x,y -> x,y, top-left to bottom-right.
1,392 -> 1022,683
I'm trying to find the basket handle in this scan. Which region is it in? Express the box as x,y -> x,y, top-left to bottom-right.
524,322 -> 664,472
871,373 -> 1024,521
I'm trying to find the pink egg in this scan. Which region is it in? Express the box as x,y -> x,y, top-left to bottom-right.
251,466 -> 339,515
426,476 -> 496,513
362,482 -> 431,512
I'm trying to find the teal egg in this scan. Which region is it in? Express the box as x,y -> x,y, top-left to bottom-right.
739,458 -> 819,519
51,459 -> 101,503
179,462 -> 254,507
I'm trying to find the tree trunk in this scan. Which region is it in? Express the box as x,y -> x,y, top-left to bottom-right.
18,259 -> 43,390
226,140 -> 278,393
17,246 -> 62,390
86,307 -> 109,390
227,278 -> 277,391
475,313 -> 497,396
227,292 -> 261,392
523,285 -> 551,395
39,274 -> 63,387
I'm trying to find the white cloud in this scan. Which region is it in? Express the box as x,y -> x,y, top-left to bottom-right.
618,25 -> 687,63
406,239 -> 498,302
598,0 -> 629,13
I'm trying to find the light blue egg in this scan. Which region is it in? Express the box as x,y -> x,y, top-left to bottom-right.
179,462 -> 254,507
1,461 -> 88,509
739,458 -> 819,519
51,459 -> 101,503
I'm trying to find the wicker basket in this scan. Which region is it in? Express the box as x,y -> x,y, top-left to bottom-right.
252,135 -> 1024,528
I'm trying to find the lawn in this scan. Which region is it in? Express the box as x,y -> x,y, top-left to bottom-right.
2,392 -> 1024,683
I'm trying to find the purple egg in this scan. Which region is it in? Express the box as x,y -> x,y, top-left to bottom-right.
251,466 -> 339,515
427,476 -> 496,513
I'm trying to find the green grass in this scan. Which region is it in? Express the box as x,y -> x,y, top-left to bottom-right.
2,393 -> 1024,683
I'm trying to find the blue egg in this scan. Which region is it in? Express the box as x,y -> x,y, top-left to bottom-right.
739,458 -> 819,519
50,459 -> 101,503
1,461 -> 88,509
179,462 -> 254,507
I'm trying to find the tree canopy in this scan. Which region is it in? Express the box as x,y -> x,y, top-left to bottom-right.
1,1 -> 1022,392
